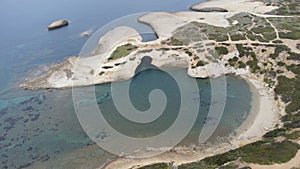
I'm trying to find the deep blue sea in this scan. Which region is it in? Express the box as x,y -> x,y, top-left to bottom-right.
0,0 -> 254,168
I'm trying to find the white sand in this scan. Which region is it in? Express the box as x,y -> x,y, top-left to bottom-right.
230,76 -> 281,146
139,11 -> 236,39
190,0 -> 278,14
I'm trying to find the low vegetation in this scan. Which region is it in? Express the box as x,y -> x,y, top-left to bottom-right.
196,60 -> 206,67
275,73 -> 300,114
108,43 -> 138,60
215,46 -> 229,55
264,0 -> 300,16
268,17 -> 300,40
170,37 -> 184,46
174,141 -> 299,169
138,163 -> 171,169
138,140 -> 299,169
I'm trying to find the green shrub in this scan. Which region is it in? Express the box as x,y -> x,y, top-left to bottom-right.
108,43 -> 138,60
275,75 -> 300,114
277,70 -> 284,74
287,51 -> 300,60
230,33 -> 247,41
238,61 -> 246,68
282,111 -> 300,129
228,57 -> 239,67
196,60 -> 206,67
215,46 -> 229,55
179,140 -> 300,168
263,128 -> 287,139
185,50 -> 193,56
279,31 -> 300,40
170,37 -> 184,46
216,35 -> 229,42
287,64 -> 300,74
246,60 -> 260,73
273,40 -> 283,44
263,32 -> 276,41
285,131 -> 300,140
138,163 -> 170,169
277,62 -> 285,66
251,26 -> 274,34
239,141 -> 299,165
269,45 -> 291,59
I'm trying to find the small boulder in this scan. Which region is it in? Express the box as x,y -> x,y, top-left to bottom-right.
48,19 -> 69,30
80,31 -> 90,37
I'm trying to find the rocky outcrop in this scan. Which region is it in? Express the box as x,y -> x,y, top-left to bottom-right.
48,20 -> 69,30
190,7 -> 228,12
80,31 -> 90,37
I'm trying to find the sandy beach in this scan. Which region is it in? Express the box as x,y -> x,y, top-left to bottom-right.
231,76 -> 281,145
99,73 -> 281,169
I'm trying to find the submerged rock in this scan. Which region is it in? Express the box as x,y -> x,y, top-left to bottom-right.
190,7 -> 228,12
48,19 -> 69,30
80,31 -> 90,37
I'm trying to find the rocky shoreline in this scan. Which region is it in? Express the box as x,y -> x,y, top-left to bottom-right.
20,0 -> 282,90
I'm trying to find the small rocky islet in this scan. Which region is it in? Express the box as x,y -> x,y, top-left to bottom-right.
47,19 -> 69,30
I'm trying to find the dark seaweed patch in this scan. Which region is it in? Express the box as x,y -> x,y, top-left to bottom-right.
27,146 -> 33,151
39,154 -> 50,162
31,114 -> 40,121
19,96 -> 39,105
18,162 -> 32,169
22,106 -> 34,112
0,107 -> 8,117
3,125 -> 14,132
4,117 -> 19,126
0,133 -> 7,141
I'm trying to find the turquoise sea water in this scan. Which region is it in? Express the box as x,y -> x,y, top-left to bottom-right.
0,0 -> 254,168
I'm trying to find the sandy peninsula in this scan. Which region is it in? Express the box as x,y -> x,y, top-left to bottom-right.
20,0 -> 282,90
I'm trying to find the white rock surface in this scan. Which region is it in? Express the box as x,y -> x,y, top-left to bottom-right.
190,0 -> 278,14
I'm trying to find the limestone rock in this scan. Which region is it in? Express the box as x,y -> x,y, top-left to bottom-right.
48,19 -> 69,30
